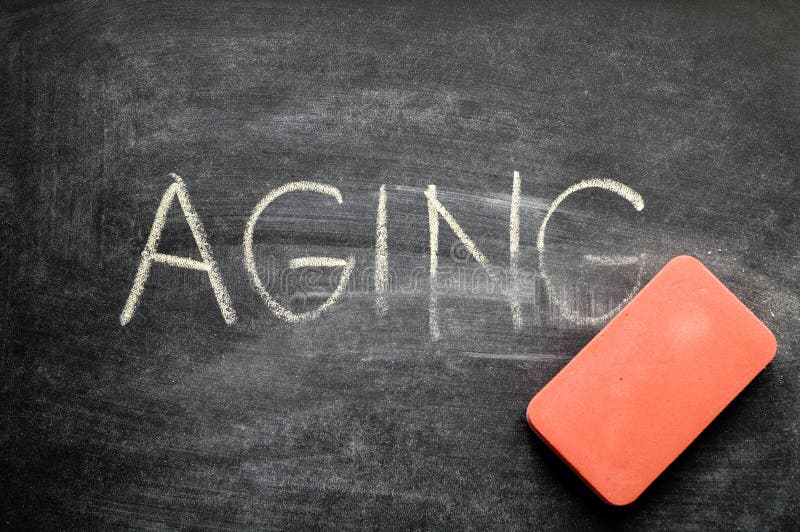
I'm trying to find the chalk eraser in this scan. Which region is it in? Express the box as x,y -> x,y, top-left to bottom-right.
526,255 -> 777,505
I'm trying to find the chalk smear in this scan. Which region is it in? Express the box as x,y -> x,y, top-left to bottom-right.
120,173 -> 237,325
583,254 -> 640,266
288,257 -> 349,269
537,178 -> 644,325
464,352 -> 568,361
243,181 -> 355,322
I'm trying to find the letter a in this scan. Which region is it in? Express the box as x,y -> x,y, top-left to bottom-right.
119,173 -> 237,325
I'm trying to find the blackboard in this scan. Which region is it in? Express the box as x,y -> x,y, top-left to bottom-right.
2,1 -> 798,529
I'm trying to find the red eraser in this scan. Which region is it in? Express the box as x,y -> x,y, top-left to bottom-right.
526,255 -> 777,505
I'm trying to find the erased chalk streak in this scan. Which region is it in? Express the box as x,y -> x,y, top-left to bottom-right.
583,254 -> 640,266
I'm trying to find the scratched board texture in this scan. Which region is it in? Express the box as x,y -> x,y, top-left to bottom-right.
1,0 -> 798,529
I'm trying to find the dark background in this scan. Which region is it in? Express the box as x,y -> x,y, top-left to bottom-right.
1,1 -> 798,529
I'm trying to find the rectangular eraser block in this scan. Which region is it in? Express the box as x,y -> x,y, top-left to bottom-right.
526,255 -> 777,505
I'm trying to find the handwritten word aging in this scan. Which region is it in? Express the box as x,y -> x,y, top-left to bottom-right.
121,172 -> 644,338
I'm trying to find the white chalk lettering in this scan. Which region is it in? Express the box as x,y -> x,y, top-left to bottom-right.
375,184 -> 389,316
425,185 -> 491,339
120,173 -> 237,325
120,172 -> 651,335
537,179 -> 644,325
243,181 -> 355,322
509,170 -> 522,330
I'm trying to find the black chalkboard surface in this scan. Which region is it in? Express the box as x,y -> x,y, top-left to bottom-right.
2,1 -> 798,529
